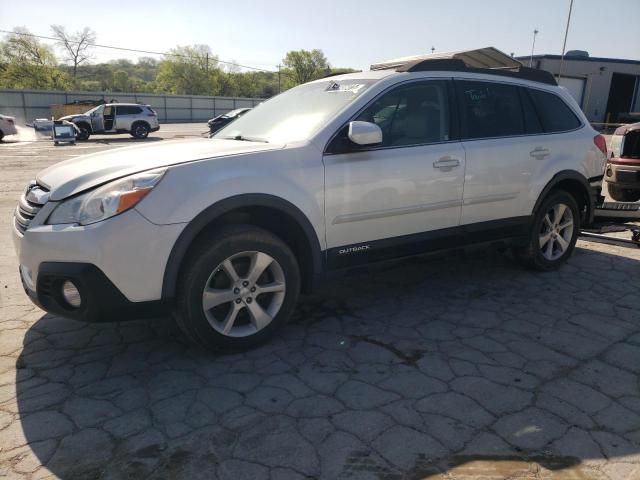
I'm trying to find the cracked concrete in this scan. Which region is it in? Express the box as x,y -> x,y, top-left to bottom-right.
1,126 -> 640,479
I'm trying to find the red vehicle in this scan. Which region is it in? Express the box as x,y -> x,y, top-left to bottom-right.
606,122 -> 640,202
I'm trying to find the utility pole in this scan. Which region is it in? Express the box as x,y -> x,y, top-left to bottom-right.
205,53 -> 209,75
557,0 -> 574,82
277,64 -> 281,94
529,29 -> 539,67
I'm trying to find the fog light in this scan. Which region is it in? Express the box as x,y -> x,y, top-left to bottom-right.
61,280 -> 81,308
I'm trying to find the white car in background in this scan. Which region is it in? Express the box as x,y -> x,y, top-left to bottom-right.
0,114 -> 18,141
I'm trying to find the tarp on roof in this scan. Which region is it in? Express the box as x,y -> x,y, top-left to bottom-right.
370,47 -> 522,71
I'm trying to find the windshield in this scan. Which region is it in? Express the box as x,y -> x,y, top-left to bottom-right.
84,105 -> 103,116
213,79 -> 376,143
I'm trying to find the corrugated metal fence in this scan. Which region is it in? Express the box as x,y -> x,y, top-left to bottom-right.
0,89 -> 264,123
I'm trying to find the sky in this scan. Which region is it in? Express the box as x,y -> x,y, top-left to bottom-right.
1,0 -> 639,72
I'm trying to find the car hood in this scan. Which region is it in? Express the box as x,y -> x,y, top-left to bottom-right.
58,114 -> 90,122
38,138 -> 283,201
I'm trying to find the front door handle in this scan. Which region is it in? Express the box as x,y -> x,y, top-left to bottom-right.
433,157 -> 460,170
530,147 -> 550,159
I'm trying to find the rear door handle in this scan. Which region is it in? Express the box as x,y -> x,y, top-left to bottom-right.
530,147 -> 550,159
433,157 -> 460,170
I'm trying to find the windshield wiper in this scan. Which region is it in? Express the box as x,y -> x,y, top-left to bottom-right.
222,134 -> 269,143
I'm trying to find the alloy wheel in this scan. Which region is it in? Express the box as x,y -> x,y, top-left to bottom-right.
135,125 -> 148,138
201,251 -> 286,337
539,202 -> 574,261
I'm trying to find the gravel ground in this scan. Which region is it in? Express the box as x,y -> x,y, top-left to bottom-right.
1,125 -> 639,479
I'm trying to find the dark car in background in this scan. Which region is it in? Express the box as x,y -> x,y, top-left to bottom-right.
207,108 -> 251,137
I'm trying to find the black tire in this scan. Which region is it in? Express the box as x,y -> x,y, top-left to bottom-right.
515,190 -> 580,271
174,225 -> 300,352
131,122 -> 150,139
608,183 -> 640,203
54,141 -> 59,146
76,123 -> 91,141
0,130 -> 4,142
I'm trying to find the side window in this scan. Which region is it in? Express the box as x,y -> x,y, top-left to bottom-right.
355,81 -> 450,147
527,89 -> 581,133
519,88 -> 544,134
456,80 -> 525,139
103,106 -> 114,116
117,106 -> 143,115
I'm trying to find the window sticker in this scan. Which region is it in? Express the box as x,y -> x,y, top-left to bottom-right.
325,82 -> 366,94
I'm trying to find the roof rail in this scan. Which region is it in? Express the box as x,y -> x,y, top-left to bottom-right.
396,58 -> 557,86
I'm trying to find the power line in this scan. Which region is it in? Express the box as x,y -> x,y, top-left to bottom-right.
0,28 -> 278,73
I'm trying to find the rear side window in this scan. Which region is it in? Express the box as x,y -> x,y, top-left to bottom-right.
527,89 -> 581,132
519,88 -> 544,134
456,81 -> 525,139
117,105 -> 143,115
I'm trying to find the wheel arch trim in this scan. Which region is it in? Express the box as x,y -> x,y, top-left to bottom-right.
161,193 -> 323,300
74,121 -> 92,133
532,170 -> 594,224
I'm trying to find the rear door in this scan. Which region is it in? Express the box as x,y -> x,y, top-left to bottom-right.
323,79 -> 466,267
456,79 -> 541,231
115,105 -> 143,131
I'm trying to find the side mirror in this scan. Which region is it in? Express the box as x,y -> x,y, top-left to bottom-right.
348,121 -> 382,146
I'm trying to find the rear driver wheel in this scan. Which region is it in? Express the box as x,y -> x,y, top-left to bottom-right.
515,191 -> 580,271
131,122 -> 150,139
174,225 -> 300,351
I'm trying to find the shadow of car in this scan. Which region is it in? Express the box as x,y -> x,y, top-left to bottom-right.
8,246 -> 640,478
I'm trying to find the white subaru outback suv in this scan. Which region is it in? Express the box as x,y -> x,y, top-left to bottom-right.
13,57 -> 607,351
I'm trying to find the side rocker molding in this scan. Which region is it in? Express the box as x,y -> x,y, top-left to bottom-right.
161,194 -> 323,300
532,170 -> 595,225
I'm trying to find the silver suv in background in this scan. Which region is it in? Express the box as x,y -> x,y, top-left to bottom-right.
58,103 -> 160,140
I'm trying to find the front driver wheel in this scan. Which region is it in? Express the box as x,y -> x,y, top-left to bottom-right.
515,191 -> 580,271
76,124 -> 90,141
174,225 -> 300,351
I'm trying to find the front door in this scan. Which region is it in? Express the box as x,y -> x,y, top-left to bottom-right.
323,79 -> 465,268
90,105 -> 105,132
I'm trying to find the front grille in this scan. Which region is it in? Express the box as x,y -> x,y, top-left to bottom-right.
14,183 -> 49,234
617,170 -> 640,184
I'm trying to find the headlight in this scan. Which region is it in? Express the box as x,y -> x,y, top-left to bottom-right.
47,168 -> 166,225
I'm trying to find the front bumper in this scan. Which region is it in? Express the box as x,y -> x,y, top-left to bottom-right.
151,125 -> 160,132
605,162 -> 640,188
22,262 -> 167,322
13,206 -> 185,322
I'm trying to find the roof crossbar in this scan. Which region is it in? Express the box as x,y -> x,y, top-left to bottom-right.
396,58 -> 557,85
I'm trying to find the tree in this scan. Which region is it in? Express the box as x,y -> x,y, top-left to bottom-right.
154,45 -> 219,95
112,70 -> 129,92
51,25 -> 96,81
0,27 -> 71,89
282,49 -> 330,85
